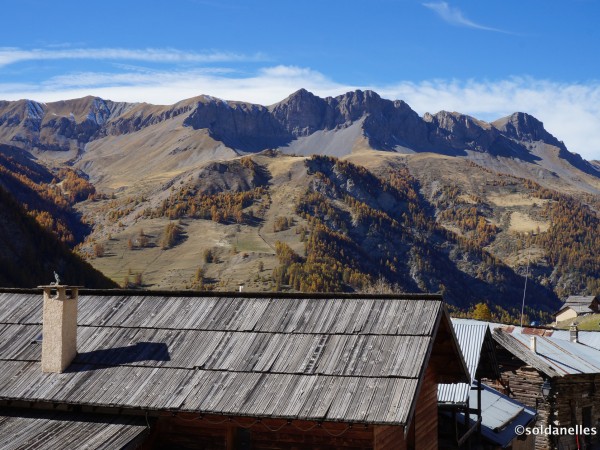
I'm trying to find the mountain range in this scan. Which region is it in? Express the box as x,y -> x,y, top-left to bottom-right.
1,89 -> 598,320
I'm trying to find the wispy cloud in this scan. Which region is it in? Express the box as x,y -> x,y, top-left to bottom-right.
0,47 -> 266,68
1,65 -> 599,160
382,77 -> 600,160
423,2 -> 512,34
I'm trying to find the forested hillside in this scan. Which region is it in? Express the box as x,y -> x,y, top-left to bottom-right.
0,184 -> 116,288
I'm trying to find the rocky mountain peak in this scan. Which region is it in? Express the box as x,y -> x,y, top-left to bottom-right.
0,89 -> 596,175
330,90 -> 385,123
87,98 -> 111,126
422,110 -> 500,154
493,112 -> 563,148
270,88 -> 329,136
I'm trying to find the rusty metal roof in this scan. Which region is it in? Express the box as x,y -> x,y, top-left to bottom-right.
481,320 -> 600,351
493,327 -> 600,377
0,291 -> 459,425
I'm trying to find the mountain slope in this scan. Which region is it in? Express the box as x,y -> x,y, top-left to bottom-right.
0,183 -> 116,288
1,90 -> 598,197
0,90 -> 598,317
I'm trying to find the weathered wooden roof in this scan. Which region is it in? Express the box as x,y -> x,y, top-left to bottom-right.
555,295 -> 600,316
0,408 -> 148,449
0,290 -> 467,425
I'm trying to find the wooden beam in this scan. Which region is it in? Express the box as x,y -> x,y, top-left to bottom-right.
457,417 -> 482,447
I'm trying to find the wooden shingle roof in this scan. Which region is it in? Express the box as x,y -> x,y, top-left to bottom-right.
554,295 -> 600,316
0,408 -> 148,450
0,290 -> 467,426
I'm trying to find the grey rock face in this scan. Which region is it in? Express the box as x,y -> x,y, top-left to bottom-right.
0,89 -> 594,174
493,112 -> 563,148
184,99 -> 289,151
270,88 -> 333,136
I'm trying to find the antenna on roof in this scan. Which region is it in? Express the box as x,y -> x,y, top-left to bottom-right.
520,246 -> 530,328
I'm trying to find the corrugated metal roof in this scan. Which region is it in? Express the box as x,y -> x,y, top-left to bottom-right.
438,320 -> 492,404
454,384 -> 536,448
0,291 -> 448,425
549,329 -> 600,351
0,408 -> 148,450
493,328 -> 600,377
453,319 -> 600,352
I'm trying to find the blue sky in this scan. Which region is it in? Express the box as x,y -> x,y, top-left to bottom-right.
2,0 -> 600,160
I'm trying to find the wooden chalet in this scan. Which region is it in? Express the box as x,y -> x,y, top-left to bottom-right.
554,295 -> 600,324
492,325 -> 600,450
0,287 -> 469,449
439,319 -> 536,450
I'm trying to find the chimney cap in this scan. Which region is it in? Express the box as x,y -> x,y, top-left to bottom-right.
570,323 -> 579,343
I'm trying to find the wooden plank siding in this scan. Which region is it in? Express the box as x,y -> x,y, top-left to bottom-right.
414,365 -> 438,450
552,375 -> 599,450
152,415 -> 375,450
373,425 -> 406,450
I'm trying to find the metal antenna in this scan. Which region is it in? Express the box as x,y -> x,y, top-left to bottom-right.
520,246 -> 531,328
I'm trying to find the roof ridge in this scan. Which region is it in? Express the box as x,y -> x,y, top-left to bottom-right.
0,288 -> 444,301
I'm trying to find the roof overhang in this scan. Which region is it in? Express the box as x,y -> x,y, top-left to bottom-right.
0,407 -> 149,449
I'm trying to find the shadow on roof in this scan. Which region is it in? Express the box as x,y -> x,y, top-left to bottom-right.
70,342 -> 170,371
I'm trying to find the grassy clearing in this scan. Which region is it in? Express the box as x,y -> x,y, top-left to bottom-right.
508,211 -> 550,234
556,314 -> 600,331
488,192 -> 549,207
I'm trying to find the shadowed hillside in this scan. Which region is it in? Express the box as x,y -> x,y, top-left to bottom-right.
0,184 -> 117,288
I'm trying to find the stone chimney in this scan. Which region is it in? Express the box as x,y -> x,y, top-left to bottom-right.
39,285 -> 79,373
570,323 -> 579,343
530,336 -> 537,353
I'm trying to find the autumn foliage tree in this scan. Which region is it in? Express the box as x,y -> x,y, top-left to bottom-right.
472,302 -> 492,321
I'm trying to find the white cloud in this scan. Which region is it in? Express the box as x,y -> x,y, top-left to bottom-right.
380,77 -> 600,160
0,65 -> 348,106
423,2 -> 512,34
1,66 -> 599,160
0,47 -> 265,67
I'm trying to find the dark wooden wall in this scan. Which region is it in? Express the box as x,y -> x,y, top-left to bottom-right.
373,425 -> 405,450
150,415 -> 377,450
552,375 -> 599,450
413,365 -> 438,450
493,344 -> 600,450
